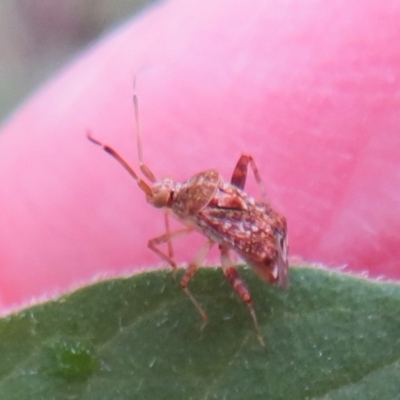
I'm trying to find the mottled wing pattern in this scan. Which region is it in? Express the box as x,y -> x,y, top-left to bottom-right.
199,183 -> 288,288
200,201 -> 278,259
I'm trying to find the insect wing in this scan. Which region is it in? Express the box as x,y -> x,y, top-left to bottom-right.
276,232 -> 289,289
198,185 -> 288,288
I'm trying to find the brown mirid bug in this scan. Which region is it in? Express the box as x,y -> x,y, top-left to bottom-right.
87,85 -> 289,347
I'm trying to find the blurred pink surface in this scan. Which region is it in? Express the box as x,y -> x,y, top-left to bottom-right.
1,0 -> 400,311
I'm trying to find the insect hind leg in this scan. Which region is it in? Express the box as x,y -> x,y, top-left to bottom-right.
219,245 -> 265,347
231,154 -> 269,203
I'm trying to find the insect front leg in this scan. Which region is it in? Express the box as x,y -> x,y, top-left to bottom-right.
147,227 -> 192,271
219,244 -> 265,347
149,232 -> 213,325
180,240 -> 214,325
163,212 -> 174,260
231,154 -> 269,203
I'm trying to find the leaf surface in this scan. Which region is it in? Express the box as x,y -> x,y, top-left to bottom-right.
1,267 -> 400,399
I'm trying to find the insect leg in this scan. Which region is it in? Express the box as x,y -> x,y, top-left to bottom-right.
220,245 -> 265,347
147,227 -> 192,271
231,154 -> 268,203
180,241 -> 214,325
164,211 -> 174,260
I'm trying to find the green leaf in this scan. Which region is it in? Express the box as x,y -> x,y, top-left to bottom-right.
0,266 -> 400,399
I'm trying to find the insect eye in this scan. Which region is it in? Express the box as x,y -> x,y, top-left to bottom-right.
151,190 -> 171,208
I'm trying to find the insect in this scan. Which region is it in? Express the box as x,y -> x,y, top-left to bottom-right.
87,85 -> 289,347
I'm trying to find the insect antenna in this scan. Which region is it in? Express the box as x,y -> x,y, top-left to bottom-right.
87,79 -> 159,198
87,132 -> 152,198
133,78 -> 157,183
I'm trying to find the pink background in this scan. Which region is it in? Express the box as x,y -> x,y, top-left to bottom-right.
1,0 -> 400,312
